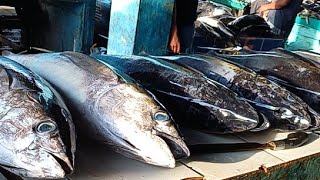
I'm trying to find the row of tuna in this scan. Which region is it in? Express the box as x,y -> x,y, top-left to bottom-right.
0,48 -> 319,179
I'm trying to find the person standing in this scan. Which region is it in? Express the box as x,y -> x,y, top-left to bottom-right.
169,0 -> 198,54
250,0 -> 303,37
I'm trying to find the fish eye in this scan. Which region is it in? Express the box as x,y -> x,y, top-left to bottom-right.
287,94 -> 296,102
154,111 -> 170,122
36,121 -> 57,134
279,108 -> 293,118
219,109 -> 230,117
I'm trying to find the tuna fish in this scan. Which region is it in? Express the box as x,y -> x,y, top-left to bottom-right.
226,15 -> 273,38
0,56 -> 75,179
4,52 -> 189,168
92,53 -> 262,134
156,55 -> 319,130
194,16 -> 237,49
227,15 -> 268,33
197,16 -> 235,39
213,51 -> 320,117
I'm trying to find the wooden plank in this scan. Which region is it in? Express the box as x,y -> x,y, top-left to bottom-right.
107,0 -> 174,56
183,151 -> 283,180
180,130 -> 283,180
237,130 -> 320,162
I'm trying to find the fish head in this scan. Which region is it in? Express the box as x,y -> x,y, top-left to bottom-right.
0,59 -> 76,178
212,106 -> 260,133
270,92 -> 312,130
96,83 -> 189,168
151,105 -> 190,160
0,95 -> 75,179
272,105 -> 311,130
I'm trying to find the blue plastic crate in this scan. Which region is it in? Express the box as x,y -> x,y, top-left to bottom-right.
285,16 -> 320,53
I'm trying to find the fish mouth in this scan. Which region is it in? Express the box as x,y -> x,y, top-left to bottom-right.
110,132 -> 176,168
156,131 -> 190,160
49,152 -> 74,175
250,112 -> 271,132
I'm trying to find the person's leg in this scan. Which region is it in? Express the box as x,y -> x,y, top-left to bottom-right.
177,24 -> 195,53
266,10 -> 287,38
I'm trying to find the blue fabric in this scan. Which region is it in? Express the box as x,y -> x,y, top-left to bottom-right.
178,24 -> 195,53
267,0 -> 302,35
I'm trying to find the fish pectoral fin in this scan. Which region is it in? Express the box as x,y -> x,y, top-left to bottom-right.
0,57 -> 41,92
6,70 -> 39,91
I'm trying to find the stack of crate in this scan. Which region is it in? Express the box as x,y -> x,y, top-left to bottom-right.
285,15 -> 320,53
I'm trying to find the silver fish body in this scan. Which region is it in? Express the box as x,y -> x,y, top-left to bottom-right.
92,54 -> 261,134
4,52 -> 189,168
156,55 -> 318,130
0,57 -> 76,178
226,14 -> 272,38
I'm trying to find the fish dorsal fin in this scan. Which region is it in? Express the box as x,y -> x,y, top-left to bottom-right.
145,55 -> 202,76
62,51 -> 119,81
95,56 -> 136,84
0,56 -> 41,91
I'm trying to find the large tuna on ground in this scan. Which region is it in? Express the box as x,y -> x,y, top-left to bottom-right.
4,52 -> 189,168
